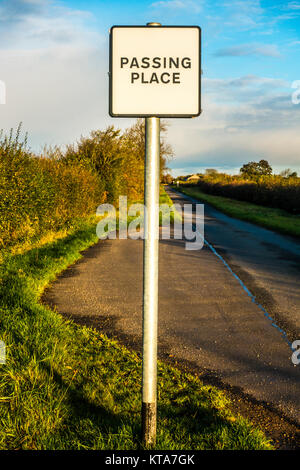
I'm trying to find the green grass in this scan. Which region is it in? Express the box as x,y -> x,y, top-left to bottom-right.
0,197 -> 273,450
159,187 -> 182,225
175,186 -> 300,238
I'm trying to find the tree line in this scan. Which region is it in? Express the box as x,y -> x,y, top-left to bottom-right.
174,160 -> 300,214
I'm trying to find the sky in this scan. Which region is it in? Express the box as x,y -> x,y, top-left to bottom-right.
0,0 -> 300,176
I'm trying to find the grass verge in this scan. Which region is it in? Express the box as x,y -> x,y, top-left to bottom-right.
0,203 -> 272,450
174,185 -> 300,238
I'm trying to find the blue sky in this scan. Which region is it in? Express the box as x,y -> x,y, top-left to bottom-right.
0,0 -> 300,175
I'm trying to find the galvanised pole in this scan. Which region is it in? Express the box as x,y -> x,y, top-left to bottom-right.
142,112 -> 160,446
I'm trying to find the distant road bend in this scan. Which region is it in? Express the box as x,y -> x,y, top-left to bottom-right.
44,186 -> 300,425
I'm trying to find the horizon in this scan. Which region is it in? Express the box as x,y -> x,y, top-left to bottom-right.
168,165 -> 298,178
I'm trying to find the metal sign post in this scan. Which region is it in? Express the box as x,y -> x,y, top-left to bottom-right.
142,114 -> 160,446
141,21 -> 161,449
109,21 -> 201,447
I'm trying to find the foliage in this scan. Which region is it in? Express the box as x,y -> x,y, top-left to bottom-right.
123,118 -> 173,177
0,121 -> 174,251
161,173 -> 173,184
63,126 -> 125,204
187,172 -> 300,214
240,159 -> 273,177
280,168 -> 298,178
62,120 -> 173,204
0,125 -> 104,250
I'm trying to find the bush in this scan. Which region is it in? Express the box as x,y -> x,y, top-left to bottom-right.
0,121 -> 174,250
63,120 -> 173,204
189,173 -> 300,214
0,126 -> 104,249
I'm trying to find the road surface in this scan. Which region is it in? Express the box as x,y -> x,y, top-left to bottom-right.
43,188 -> 300,426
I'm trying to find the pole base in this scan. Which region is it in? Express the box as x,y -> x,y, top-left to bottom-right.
142,402 -> 157,447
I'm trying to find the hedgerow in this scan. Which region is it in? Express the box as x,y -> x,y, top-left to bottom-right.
192,173 -> 300,214
0,121 -> 172,251
0,126 -> 104,249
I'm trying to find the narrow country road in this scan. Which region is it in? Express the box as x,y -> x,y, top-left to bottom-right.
43,187 -> 300,426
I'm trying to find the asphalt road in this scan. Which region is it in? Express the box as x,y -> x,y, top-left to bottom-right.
43,188 -> 300,425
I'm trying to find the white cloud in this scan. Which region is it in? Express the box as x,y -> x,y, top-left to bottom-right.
267,1 -> 300,24
203,76 -> 290,105
0,44 -> 109,149
168,76 -> 300,175
212,0 -> 300,34
287,1 -> 300,10
0,0 -> 109,150
205,75 -> 288,88
213,43 -> 281,58
223,0 -> 264,16
150,0 -> 203,14
222,0 -> 265,31
0,0 -> 98,49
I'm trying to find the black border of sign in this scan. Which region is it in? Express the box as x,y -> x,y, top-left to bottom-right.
109,25 -> 202,118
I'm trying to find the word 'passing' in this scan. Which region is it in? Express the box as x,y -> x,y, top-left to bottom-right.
120,56 -> 192,84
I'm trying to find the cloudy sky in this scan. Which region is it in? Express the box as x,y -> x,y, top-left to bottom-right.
0,0 -> 300,175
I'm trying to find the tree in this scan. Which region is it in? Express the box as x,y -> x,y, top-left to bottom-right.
161,173 -> 173,184
280,168 -> 298,178
205,168 -> 218,175
123,118 -> 173,178
240,159 -> 272,177
63,126 -> 125,203
62,119 -> 174,203
122,119 -> 174,198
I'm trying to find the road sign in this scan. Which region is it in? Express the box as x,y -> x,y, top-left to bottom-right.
109,25 -> 201,118
109,22 -> 202,447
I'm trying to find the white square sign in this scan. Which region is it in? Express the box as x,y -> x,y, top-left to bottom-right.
109,26 -> 201,118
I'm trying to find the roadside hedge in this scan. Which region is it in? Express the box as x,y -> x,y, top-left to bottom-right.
0,121 -> 172,251
0,128 -> 104,249
191,175 -> 300,214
